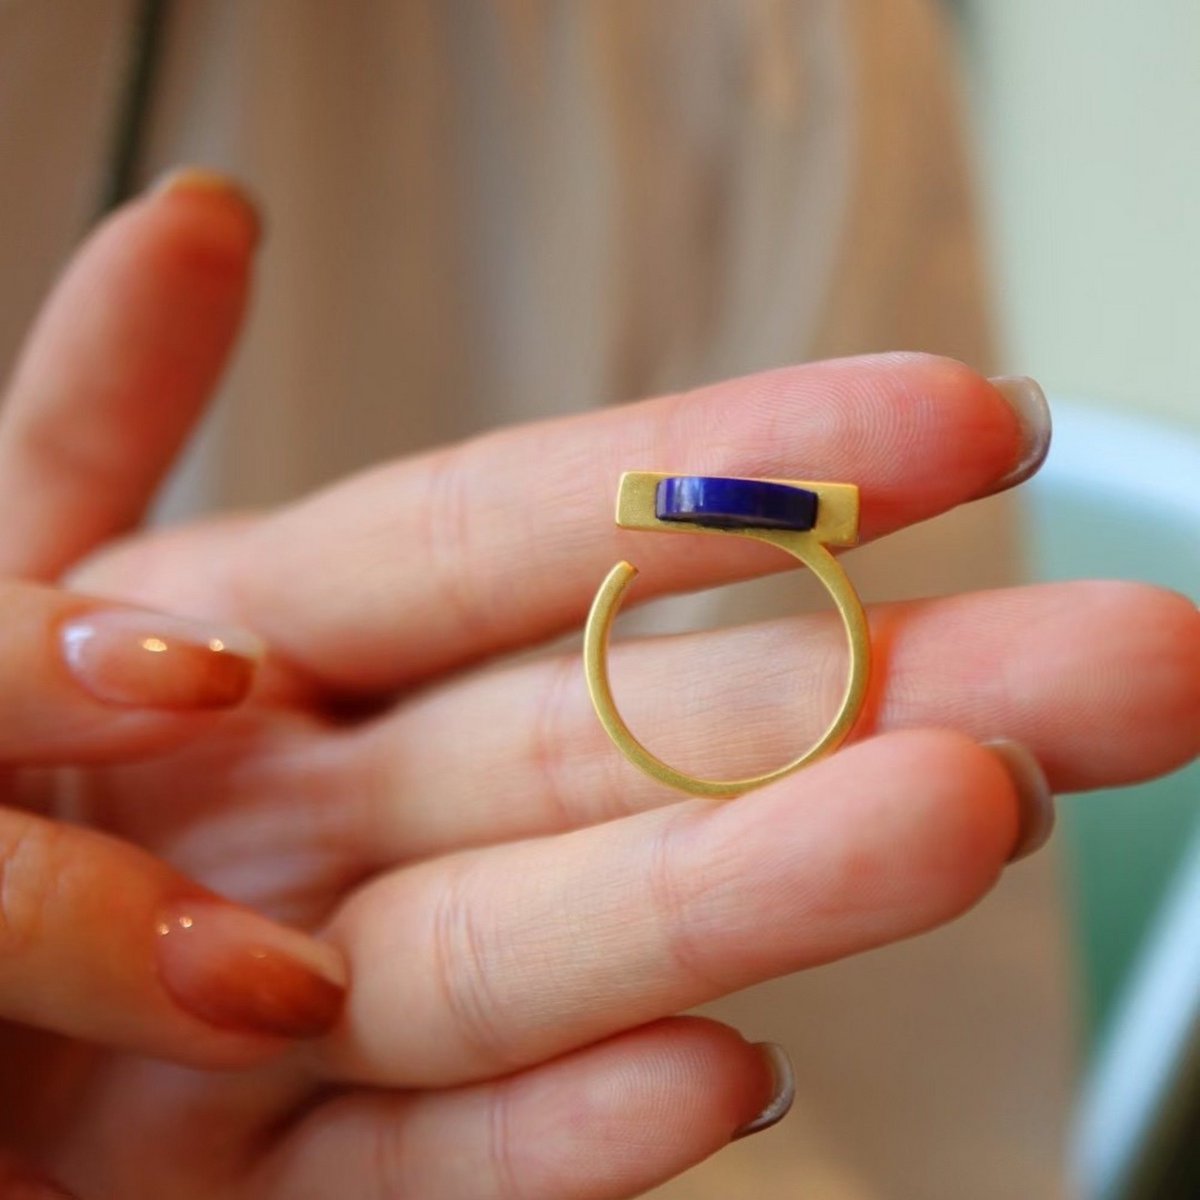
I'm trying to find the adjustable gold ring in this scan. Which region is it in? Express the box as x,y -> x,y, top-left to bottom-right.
583,472 -> 871,799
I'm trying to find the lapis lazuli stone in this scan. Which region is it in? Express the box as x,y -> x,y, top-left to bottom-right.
655,476 -> 819,532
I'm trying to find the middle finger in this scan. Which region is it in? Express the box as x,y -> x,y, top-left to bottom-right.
322,578 -> 1200,862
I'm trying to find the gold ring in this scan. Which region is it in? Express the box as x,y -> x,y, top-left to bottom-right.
583,472 -> 871,798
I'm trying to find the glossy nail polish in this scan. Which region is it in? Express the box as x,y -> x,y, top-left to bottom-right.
60,608 -> 263,710
985,375 -> 1053,494
983,738 -> 1057,861
151,166 -> 263,243
154,898 -> 347,1039
732,1042 -> 796,1140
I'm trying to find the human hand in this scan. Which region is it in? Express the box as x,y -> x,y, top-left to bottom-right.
2,174 -> 1197,1199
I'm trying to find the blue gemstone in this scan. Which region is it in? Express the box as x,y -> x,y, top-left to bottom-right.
654,476 -> 819,531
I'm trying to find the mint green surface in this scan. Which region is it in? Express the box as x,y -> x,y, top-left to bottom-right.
1060,774 -> 1199,1040
1022,486 -> 1200,1042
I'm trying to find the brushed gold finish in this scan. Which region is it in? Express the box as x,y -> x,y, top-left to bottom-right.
584,472 -> 871,798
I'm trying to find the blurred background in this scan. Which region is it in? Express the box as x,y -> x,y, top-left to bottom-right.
0,2 -> 1196,1197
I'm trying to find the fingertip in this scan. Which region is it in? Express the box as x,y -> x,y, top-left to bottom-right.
621,1016 -> 787,1145
1028,581 -> 1200,788
884,355 -> 1031,494
981,737 -> 1056,862
984,375 -> 1052,493
154,896 -> 347,1042
84,166 -> 261,294
0,806 -> 347,1070
0,583 -> 267,766
502,1016 -> 790,1190
718,728 -> 1025,951
727,352 -> 1026,523
1124,584 -> 1200,766
866,728 -> 1024,908
57,604 -> 263,713
146,165 -> 263,253
732,1042 -> 796,1140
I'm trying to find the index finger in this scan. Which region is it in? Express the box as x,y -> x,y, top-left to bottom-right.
118,355 -> 1048,693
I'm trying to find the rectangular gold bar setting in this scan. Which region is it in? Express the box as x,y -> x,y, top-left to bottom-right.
614,472 -> 861,547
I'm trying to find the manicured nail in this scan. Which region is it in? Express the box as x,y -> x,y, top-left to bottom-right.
151,166 -> 262,243
60,608 -> 263,710
985,375 -> 1052,494
983,738 -> 1056,861
732,1042 -> 795,1140
154,898 -> 347,1039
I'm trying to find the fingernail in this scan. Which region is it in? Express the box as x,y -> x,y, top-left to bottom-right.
60,608 -> 264,710
154,898 -> 347,1039
732,1042 -> 795,1140
983,738 -> 1056,862
985,375 -> 1052,494
150,166 -> 262,243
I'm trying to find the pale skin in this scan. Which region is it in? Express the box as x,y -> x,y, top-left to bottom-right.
0,176 -> 1197,1199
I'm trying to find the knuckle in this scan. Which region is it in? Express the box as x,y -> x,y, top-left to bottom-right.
645,807 -> 732,995
17,417 -> 119,493
485,1081 -> 527,1200
420,441 -> 491,644
366,1085 -> 525,1200
367,1101 -> 416,1200
427,864 -> 514,1073
531,653 -> 636,828
529,654 -> 584,830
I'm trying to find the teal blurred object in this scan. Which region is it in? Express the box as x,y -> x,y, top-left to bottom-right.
1021,401 -> 1199,1199
1021,402 -> 1200,1036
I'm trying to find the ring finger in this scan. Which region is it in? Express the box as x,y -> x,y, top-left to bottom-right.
316,727 -> 1031,1087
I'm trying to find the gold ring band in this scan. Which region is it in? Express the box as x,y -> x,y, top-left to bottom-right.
583,472 -> 872,799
